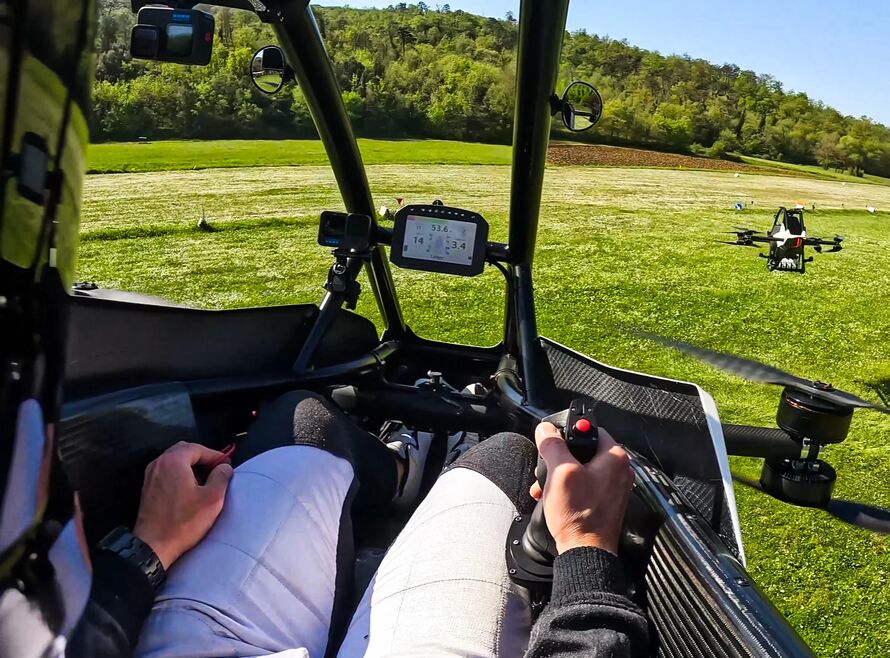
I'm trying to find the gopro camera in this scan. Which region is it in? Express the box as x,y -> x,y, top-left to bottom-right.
130,7 -> 214,65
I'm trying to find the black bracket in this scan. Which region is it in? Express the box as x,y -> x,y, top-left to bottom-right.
324,260 -> 361,310
130,1 -> 286,22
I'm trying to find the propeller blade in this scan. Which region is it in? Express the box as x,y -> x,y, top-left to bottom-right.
632,330 -> 890,413
630,330 -> 811,388
732,474 -> 890,535
808,386 -> 890,412
825,499 -> 890,534
717,240 -> 756,247
732,473 -> 763,491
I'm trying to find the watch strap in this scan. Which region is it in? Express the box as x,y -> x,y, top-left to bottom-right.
97,526 -> 166,591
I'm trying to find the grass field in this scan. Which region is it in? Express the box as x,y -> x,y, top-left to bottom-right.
78,140 -> 890,656
738,153 -> 890,187
86,138 -> 513,173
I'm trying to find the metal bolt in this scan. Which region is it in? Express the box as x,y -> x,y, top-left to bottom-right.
508,568 -> 517,575
514,515 -> 523,523
512,539 -> 520,545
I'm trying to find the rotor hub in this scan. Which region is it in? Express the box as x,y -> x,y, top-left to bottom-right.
776,387 -> 852,444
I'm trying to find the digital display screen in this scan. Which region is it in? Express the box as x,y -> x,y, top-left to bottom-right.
401,215 -> 477,265
165,24 -> 193,57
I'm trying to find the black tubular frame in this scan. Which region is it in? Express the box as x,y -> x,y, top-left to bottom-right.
270,3 -> 405,338
508,0 -> 569,266
267,0 -> 568,401
504,0 -> 570,407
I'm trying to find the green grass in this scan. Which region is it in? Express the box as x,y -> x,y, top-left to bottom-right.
86,138 -> 513,173
78,152 -> 890,656
738,153 -> 890,187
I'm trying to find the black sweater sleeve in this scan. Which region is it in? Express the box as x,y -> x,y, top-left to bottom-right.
524,547 -> 649,658
66,551 -> 156,658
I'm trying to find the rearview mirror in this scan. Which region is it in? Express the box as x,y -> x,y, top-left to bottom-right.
560,81 -> 603,132
250,46 -> 292,94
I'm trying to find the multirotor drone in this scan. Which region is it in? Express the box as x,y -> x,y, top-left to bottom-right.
723,207 -> 843,273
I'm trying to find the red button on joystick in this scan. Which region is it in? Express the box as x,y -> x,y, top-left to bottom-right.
573,418 -> 592,433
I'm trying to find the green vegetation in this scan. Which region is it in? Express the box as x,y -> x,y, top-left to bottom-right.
737,154 -> 890,187
94,1 -> 890,176
78,150 -> 890,655
86,138 -> 512,173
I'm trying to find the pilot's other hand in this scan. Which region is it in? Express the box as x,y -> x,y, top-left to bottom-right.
133,441 -> 233,569
530,423 -> 633,555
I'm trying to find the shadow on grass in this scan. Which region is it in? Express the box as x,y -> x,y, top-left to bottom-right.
860,378 -> 890,407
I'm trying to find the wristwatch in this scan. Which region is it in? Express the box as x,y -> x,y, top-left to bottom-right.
97,527 -> 167,591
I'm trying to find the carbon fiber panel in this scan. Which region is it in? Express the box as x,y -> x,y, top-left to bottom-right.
542,339 -> 740,556
58,384 -> 197,544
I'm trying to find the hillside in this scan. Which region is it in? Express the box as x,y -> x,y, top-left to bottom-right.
94,1 -> 890,177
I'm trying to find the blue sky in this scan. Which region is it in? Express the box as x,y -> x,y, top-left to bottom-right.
319,1 -> 890,126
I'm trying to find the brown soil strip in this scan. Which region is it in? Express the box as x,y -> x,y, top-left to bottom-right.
547,143 -> 777,174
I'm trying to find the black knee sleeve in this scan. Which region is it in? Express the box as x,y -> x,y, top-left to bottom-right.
445,432 -> 538,515
237,390 -> 398,504
237,390 -> 362,463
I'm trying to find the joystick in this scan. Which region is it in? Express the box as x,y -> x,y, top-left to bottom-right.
506,398 -> 599,599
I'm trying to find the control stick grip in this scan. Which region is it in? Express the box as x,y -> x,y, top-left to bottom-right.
535,400 -> 600,486
521,400 -> 599,564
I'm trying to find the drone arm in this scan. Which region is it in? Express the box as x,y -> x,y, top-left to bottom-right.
722,424 -> 802,459
805,237 -> 843,252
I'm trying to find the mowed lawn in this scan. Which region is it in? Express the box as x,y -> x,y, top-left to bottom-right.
86,138 -> 513,173
78,140 -> 890,656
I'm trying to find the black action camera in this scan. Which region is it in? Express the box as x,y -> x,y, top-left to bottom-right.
130,7 -> 214,65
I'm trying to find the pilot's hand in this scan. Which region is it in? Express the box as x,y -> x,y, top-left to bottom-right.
530,423 -> 633,555
133,441 -> 233,569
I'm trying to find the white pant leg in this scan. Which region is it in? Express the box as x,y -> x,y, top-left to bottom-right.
338,467 -> 532,658
136,445 -> 354,658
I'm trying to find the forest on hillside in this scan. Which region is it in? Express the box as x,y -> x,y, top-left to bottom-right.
93,1 -> 890,177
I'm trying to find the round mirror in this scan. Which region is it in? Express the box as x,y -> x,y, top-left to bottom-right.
561,81 -> 603,132
251,46 -> 287,94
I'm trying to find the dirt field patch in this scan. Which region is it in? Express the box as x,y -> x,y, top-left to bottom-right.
548,143 -> 774,174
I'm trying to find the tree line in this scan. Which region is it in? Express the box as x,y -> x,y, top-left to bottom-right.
92,1 -> 890,177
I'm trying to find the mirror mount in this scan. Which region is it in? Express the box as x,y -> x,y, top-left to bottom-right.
548,93 -> 563,116
556,81 -> 603,132
250,45 -> 295,94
